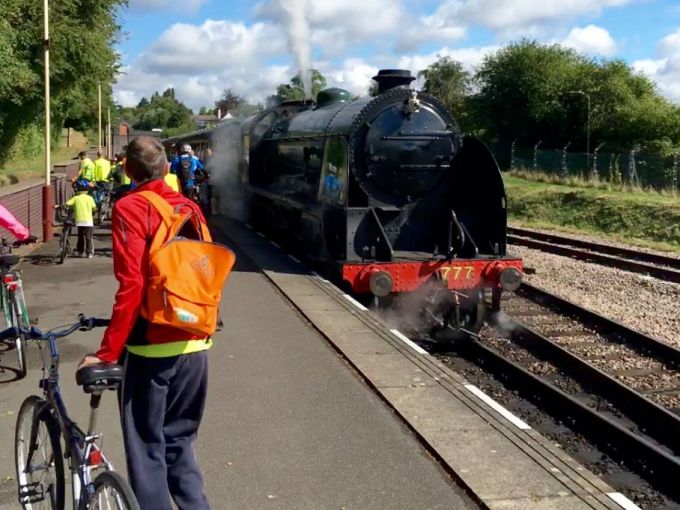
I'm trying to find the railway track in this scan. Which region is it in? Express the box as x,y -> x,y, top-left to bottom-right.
507,226 -> 680,283
444,282 -> 680,503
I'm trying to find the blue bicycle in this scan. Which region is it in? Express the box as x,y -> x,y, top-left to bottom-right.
5,315 -> 139,510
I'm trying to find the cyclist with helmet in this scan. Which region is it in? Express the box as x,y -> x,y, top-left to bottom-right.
75,151 -> 96,183
65,180 -> 97,258
170,144 -> 204,199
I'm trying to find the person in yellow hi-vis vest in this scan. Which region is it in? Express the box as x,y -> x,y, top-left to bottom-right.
163,161 -> 180,192
66,180 -> 97,258
93,151 -> 112,206
94,150 -> 111,182
76,151 -> 95,182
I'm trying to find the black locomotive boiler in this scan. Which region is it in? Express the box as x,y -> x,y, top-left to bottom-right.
165,69 -> 522,339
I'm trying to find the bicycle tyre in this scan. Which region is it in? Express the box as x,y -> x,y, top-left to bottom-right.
12,285 -> 30,378
89,471 -> 140,510
57,229 -> 69,265
15,395 -> 65,510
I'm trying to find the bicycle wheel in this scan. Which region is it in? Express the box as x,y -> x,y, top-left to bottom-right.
89,471 -> 139,510
12,284 -> 30,378
15,396 -> 65,510
57,229 -> 70,265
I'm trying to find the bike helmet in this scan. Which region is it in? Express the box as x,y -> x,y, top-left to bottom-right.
181,144 -> 192,153
76,179 -> 91,191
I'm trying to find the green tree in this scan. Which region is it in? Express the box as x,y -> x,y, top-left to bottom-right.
132,88 -> 195,132
215,89 -> 244,116
275,70 -> 327,102
419,57 -> 472,131
472,39 -> 680,155
474,40 -> 590,147
0,0 -> 125,163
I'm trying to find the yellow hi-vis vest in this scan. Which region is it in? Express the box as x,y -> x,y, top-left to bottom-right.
94,158 -> 111,182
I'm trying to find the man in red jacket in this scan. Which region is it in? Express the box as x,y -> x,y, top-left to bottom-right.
78,136 -> 211,510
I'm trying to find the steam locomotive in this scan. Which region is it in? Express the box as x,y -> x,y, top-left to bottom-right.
164,69 -> 522,340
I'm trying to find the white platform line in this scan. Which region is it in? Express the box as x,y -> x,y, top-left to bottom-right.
464,384 -> 532,430
245,224 -> 253,229
607,493 -> 642,510
288,255 -> 301,263
270,241 -> 281,248
343,294 -> 368,311
390,329 -> 429,355
255,231 -> 264,238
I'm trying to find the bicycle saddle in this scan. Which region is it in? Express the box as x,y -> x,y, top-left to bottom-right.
76,364 -> 123,393
62,219 -> 74,227
0,254 -> 20,268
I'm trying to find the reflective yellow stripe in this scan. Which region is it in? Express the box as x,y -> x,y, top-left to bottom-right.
127,339 -> 212,358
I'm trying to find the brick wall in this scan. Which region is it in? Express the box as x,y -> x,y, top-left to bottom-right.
0,161 -> 79,240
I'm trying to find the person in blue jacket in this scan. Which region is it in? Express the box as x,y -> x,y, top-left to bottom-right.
170,144 -> 204,197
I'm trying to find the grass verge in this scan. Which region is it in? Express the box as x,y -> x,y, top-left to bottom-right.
0,129 -> 88,186
504,174 -> 680,252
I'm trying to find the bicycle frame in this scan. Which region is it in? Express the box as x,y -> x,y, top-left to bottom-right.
21,325 -> 116,509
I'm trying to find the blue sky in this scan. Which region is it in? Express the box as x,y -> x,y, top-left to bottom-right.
114,0 -> 680,111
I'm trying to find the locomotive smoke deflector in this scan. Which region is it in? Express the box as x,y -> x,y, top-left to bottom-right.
372,69 -> 416,94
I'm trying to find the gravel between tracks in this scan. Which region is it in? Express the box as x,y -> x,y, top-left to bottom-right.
511,245 -> 680,347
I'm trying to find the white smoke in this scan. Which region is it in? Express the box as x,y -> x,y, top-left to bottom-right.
277,0 -> 312,97
208,123 -> 247,220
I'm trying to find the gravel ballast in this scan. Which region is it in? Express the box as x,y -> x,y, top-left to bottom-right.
511,245 -> 680,347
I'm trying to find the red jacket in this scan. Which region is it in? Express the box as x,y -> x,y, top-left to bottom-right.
96,179 -> 206,363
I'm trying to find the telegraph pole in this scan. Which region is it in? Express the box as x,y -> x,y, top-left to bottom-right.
41,0 -> 53,242
107,107 -> 111,158
98,82 -> 102,152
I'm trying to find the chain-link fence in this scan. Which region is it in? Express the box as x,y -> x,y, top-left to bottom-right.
491,142 -> 680,194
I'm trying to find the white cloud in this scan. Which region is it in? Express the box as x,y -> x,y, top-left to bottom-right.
562,25 -> 618,56
429,0 -> 635,37
140,20 -> 285,75
397,46 -> 499,76
128,0 -> 207,12
256,0 -> 405,56
633,28 -> 680,103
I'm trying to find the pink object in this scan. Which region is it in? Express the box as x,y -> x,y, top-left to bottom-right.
0,203 -> 29,240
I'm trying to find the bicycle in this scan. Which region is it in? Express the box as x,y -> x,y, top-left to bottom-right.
55,206 -> 74,265
95,182 -> 113,224
0,236 -> 37,378
9,314 -> 139,510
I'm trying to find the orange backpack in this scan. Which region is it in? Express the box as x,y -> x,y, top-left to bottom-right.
138,191 -> 235,337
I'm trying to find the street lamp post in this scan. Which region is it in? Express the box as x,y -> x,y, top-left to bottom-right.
41,0 -> 53,242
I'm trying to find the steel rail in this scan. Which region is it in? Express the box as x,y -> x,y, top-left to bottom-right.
508,226 -> 680,269
517,282 -> 680,367
460,338 -> 680,500
493,309 -> 680,453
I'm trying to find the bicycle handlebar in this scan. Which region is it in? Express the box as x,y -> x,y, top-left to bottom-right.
0,314 -> 110,342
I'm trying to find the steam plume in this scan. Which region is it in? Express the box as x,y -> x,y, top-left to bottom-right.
208,123 -> 247,220
277,0 -> 312,97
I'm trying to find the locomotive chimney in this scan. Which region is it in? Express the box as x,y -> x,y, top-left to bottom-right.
372,69 -> 416,94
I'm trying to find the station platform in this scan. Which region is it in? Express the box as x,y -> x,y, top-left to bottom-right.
0,216 -> 637,509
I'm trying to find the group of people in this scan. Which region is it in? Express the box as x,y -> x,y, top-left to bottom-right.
67,143 -> 211,259
0,137 -> 222,509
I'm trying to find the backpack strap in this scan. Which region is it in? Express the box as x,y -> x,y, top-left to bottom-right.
139,190 -> 209,242
138,191 -> 175,226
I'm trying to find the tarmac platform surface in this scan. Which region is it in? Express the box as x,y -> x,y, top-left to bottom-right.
0,216 -> 640,510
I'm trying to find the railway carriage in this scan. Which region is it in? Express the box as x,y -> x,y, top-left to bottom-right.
164,69 -> 522,340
